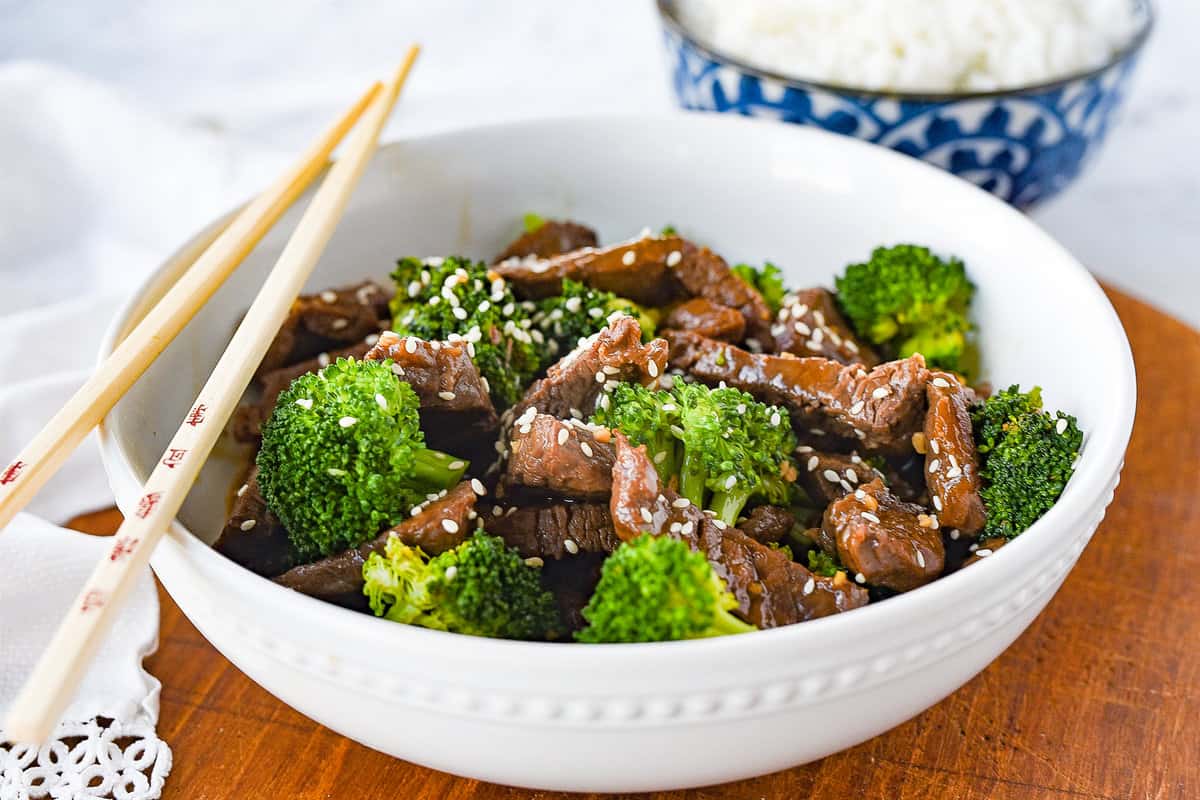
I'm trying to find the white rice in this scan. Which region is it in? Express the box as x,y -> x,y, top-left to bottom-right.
676,0 -> 1143,93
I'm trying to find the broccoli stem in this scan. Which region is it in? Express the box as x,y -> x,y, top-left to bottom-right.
679,448 -> 708,508
410,448 -> 469,489
710,486 -> 752,527
648,434 -> 679,485
704,608 -> 756,637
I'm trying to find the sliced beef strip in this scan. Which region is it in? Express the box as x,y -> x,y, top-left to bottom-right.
738,505 -> 795,545
273,481 -> 480,603
771,288 -> 879,366
821,478 -> 944,592
258,280 -> 391,377
667,331 -> 929,455
609,432 -> 867,627
508,316 -> 668,427
484,502 -> 619,560
671,242 -> 774,347
922,373 -> 985,535
363,332 -> 500,460
495,235 -> 687,305
503,414 -> 616,501
213,467 -> 293,577
794,449 -> 886,506
232,341 -> 373,443
494,220 -> 599,262
661,298 -> 745,342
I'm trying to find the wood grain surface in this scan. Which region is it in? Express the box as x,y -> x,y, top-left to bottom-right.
66,287 -> 1198,800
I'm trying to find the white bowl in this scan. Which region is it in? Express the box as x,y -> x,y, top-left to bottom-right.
98,114 -> 1135,793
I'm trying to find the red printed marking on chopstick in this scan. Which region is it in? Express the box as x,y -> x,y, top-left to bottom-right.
185,404 -> 208,427
161,448 -> 188,469
80,590 -> 106,613
134,492 -> 162,520
108,536 -> 140,562
0,461 -> 25,486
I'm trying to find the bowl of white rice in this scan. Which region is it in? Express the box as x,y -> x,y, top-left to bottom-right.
660,0 -> 1153,207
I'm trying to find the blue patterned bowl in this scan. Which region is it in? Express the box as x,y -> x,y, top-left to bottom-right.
659,0 -> 1153,208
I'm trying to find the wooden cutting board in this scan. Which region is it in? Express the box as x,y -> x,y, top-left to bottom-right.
67,286 -> 1199,800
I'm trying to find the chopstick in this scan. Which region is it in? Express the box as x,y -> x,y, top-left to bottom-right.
0,81 -> 386,536
3,47 -> 420,744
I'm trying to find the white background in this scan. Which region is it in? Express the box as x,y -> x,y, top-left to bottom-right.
1,0 -> 1196,324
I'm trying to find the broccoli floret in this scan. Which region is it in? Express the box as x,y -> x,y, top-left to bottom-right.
533,279 -> 657,363
389,256 -> 540,407
971,385 -> 1083,540
660,224 -> 678,237
806,549 -> 841,577
576,535 -> 755,643
363,531 -> 561,640
834,245 -> 976,374
257,358 -> 468,562
731,262 -> 787,314
592,378 -> 796,526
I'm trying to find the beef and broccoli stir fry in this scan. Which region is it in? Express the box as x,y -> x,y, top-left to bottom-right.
215,217 -> 1084,643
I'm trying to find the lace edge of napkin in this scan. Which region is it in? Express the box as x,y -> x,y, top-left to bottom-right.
0,717 -> 171,800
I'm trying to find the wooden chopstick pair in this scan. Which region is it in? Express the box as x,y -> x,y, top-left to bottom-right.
2,46 -> 420,743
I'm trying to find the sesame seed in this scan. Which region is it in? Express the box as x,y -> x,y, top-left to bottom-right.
811,327 -> 824,343
317,353 -> 331,367
239,519 -> 257,531
770,412 -> 781,426
404,338 -> 417,353
823,469 -> 841,483
931,377 -> 951,388
295,398 -> 313,409
855,572 -> 866,584
862,511 -> 881,524
525,557 -> 545,568
564,539 -> 579,554
470,478 -> 486,495
444,565 -> 458,581
602,365 -> 620,375
331,318 -> 349,331
854,488 -> 866,501
724,475 -> 737,489
595,371 -> 606,384
712,519 -> 727,530
320,290 -> 338,303
813,310 -> 826,327
846,469 -> 859,483
654,451 -> 667,464
622,250 -> 636,266
950,529 -> 960,540
447,460 -> 465,470
796,445 -> 813,453
929,459 -> 941,473
872,387 -> 890,400
976,548 -> 993,558
933,495 -> 943,511
809,428 -> 826,436
666,250 -> 682,267
946,466 -> 963,479
794,321 -> 811,336
365,333 -> 380,346
327,468 -> 346,477
849,400 -> 865,415
641,508 -> 653,523
557,428 -> 569,446
672,497 -> 691,509
438,391 -> 457,401
375,393 -> 388,410
806,340 -> 824,352
518,424 -> 531,435
807,456 -> 819,472
339,416 -> 358,428
916,550 -> 926,569
647,360 -> 659,378
1056,418 -> 1069,435
930,439 -> 940,455
793,304 -> 809,317
662,403 -> 678,412
580,442 -> 593,457
442,519 -> 460,534
669,521 -> 682,533
845,340 -> 860,354
236,483 -> 249,497
492,506 -> 503,517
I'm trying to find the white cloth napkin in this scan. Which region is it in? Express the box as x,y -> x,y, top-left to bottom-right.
0,62 -> 285,800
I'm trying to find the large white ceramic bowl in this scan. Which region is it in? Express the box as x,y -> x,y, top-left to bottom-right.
98,114 -> 1135,793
